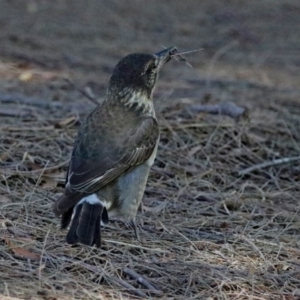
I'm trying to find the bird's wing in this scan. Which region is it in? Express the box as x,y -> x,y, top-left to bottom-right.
67,116 -> 159,195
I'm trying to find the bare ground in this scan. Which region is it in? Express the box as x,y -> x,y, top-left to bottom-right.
0,1 -> 300,299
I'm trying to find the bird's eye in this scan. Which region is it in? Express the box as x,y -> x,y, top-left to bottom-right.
141,61 -> 158,88
145,62 -> 157,73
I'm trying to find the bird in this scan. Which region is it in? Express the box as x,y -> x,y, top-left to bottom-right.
52,46 -> 178,248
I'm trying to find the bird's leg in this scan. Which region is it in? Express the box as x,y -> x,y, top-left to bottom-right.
129,219 -> 139,240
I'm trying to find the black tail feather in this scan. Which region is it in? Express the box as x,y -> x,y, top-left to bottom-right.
61,207 -> 74,229
102,207 -> 109,224
93,215 -> 101,248
76,202 -> 103,246
66,201 -> 104,247
65,204 -> 82,244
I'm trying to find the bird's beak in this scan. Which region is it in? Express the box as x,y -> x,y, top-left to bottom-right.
154,46 -> 177,68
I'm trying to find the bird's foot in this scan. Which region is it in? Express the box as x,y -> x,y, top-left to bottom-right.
126,219 -> 140,241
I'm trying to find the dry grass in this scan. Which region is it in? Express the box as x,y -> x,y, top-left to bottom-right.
1,63 -> 300,300
1,1 -> 300,299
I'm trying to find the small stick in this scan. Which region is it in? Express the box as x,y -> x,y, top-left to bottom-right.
172,48 -> 203,68
113,277 -> 148,298
240,235 -> 266,261
174,48 -> 203,56
0,108 -> 32,117
123,267 -> 161,293
0,159 -> 69,176
187,101 -> 247,120
54,255 -> 148,298
162,46 -> 202,68
238,156 -> 300,176
0,93 -> 62,109
64,78 -> 99,106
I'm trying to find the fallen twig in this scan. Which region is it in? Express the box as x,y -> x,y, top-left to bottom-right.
48,255 -> 148,298
187,101 -> 247,120
238,156 -> 300,176
105,239 -> 168,253
0,93 -> 62,109
0,108 -> 32,117
64,78 -> 99,106
0,159 -> 69,176
114,277 -> 148,298
123,267 -> 161,294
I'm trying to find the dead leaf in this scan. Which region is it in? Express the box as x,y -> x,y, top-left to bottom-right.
19,71 -> 33,82
247,132 -> 267,143
5,238 -> 40,260
27,161 -> 43,170
37,263 -> 46,273
282,264 -> 290,271
7,227 -> 31,238
59,116 -> 77,126
188,145 -> 202,156
13,247 -> 40,260
22,151 -> 35,163
40,177 -> 57,189
142,201 -> 166,213
0,195 -> 11,204
0,151 -> 10,160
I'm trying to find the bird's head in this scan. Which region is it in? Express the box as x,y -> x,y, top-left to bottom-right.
108,47 -> 177,103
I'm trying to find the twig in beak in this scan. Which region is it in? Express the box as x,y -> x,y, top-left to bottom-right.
172,48 -> 203,68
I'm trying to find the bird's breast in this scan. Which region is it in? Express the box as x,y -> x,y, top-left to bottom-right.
121,91 -> 155,117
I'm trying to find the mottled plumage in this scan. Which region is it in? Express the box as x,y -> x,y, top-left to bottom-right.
53,47 -> 177,247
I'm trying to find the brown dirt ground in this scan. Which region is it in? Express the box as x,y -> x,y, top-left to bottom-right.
1,1 -> 300,299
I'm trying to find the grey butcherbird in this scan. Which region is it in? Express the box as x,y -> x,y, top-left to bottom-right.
52,47 -> 177,247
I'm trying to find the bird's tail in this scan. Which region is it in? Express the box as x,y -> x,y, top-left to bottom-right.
54,194 -> 108,248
